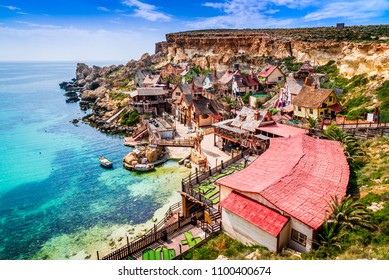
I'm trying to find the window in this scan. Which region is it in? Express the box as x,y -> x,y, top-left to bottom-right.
329,96 -> 333,102
278,76 -> 282,81
298,107 -> 301,112
291,229 -> 307,246
309,109 -> 313,114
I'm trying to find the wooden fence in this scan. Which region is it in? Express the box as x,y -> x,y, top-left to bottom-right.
181,149 -> 252,207
100,206 -> 203,260
151,137 -> 196,147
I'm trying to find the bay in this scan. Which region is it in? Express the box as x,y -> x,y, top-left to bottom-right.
0,62 -> 188,260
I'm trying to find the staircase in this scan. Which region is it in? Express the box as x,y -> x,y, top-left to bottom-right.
201,207 -> 222,234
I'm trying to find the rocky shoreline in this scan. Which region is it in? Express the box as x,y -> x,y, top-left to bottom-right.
58,52 -> 168,135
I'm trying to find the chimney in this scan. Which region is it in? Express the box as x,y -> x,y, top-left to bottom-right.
207,102 -> 210,109
213,69 -> 217,78
191,79 -> 195,91
254,110 -> 260,121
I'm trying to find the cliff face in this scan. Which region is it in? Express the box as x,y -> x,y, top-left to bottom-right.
161,30 -> 389,79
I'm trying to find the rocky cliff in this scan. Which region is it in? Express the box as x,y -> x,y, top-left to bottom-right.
160,27 -> 389,79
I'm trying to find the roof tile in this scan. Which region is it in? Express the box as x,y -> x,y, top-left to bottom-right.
217,134 -> 349,230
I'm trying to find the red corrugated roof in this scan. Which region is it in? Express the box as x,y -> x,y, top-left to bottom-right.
259,65 -> 277,77
256,123 -> 307,138
220,191 -> 289,236
217,134 -> 349,230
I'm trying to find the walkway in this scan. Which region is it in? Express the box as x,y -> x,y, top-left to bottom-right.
131,223 -> 206,260
106,107 -> 127,123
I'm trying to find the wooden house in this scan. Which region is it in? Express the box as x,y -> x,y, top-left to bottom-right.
160,63 -> 185,81
134,69 -> 150,88
217,134 -> 349,252
292,85 -> 342,119
128,87 -> 168,116
143,74 -> 162,88
203,70 -> 224,95
176,93 -> 221,128
258,65 -> 285,86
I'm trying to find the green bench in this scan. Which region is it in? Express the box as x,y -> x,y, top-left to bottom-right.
181,231 -> 202,248
142,248 -> 155,260
205,189 -> 219,199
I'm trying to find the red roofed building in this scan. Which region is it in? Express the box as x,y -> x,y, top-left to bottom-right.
217,134 -> 349,252
258,65 -> 285,86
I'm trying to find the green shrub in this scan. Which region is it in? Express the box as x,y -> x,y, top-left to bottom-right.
241,92 -> 251,104
344,96 -> 371,110
346,107 -> 367,120
282,56 -> 303,72
268,108 -> 279,115
121,110 -> 140,126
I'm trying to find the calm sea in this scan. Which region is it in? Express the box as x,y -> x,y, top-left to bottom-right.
0,62 -> 188,260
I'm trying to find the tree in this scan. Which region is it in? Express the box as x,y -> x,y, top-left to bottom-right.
308,117 -> 317,129
323,124 -> 366,169
326,195 -> 374,232
316,195 -> 374,252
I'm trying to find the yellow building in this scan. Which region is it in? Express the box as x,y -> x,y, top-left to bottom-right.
293,85 -> 342,119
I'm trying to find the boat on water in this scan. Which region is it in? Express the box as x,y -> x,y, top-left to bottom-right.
99,156 -> 113,169
132,163 -> 155,172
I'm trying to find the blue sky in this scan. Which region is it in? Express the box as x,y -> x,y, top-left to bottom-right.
1,0 -> 388,62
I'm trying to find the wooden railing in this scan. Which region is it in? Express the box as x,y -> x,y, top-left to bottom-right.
151,137 -> 195,147
335,122 -> 389,129
132,121 -> 148,138
100,202 -> 183,260
181,149 -> 252,207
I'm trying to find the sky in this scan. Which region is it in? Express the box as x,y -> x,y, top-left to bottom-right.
0,0 -> 388,62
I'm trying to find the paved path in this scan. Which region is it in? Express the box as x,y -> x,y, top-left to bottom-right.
106,107 -> 126,123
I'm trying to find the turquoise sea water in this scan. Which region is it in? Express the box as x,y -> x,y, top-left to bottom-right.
0,62 -> 188,260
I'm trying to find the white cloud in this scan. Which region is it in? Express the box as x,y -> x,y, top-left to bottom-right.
122,0 -> 171,21
16,21 -> 62,29
265,9 -> 280,15
193,0 -> 299,29
97,7 -> 110,12
2,5 -> 21,11
16,12 -> 28,15
304,0 -> 389,21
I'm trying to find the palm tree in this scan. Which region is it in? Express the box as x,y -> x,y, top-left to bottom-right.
308,116 -> 317,130
316,195 -> 374,248
323,124 -> 366,168
224,95 -> 236,112
327,195 -> 374,230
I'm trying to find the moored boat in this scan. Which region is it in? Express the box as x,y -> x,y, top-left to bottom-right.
132,163 -> 155,172
99,156 -> 113,169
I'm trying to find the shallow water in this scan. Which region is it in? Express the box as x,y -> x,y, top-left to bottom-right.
0,62 -> 189,259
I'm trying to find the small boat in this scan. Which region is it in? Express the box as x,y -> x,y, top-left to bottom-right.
132,163 -> 155,172
99,156 -> 113,169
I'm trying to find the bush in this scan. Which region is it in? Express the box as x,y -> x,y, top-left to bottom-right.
268,108 -> 279,115
282,56 -> 303,72
344,96 -> 371,110
241,92 -> 251,104
346,107 -> 367,120
121,110 -> 140,126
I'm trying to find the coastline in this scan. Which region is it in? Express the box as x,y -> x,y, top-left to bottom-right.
32,160 -> 189,260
